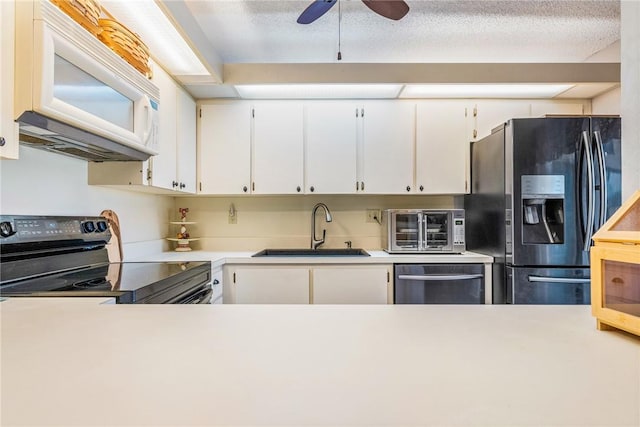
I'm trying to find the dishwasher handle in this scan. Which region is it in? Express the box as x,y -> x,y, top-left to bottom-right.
398,274 -> 484,281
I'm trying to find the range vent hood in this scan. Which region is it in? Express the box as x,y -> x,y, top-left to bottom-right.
17,112 -> 152,162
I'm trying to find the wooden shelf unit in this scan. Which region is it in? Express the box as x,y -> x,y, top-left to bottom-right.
591,190 -> 640,336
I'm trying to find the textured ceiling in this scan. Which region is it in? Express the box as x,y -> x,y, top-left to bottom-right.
183,0 -> 620,64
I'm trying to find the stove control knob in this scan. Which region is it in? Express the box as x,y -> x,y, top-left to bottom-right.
0,221 -> 15,238
81,221 -> 96,233
96,221 -> 108,232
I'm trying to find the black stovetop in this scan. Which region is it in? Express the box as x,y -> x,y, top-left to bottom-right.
0,261 -> 210,303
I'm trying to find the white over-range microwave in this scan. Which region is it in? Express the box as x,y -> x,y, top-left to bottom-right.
13,0 -> 159,161
382,209 -> 466,253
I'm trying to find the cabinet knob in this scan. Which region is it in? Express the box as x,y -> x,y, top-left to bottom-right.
172,181 -> 178,188
0,136 -> 5,147
360,182 -> 365,191
179,182 -> 185,189
419,185 -> 424,192
243,186 -> 248,193
310,186 -> 315,192
406,186 -> 411,192
296,186 -> 301,193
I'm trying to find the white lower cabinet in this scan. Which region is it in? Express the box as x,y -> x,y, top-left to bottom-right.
224,264 -> 392,304
312,266 -> 390,304
231,267 -> 310,304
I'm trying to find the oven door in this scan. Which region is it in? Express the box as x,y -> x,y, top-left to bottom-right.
165,284 -> 213,304
395,264 -> 485,304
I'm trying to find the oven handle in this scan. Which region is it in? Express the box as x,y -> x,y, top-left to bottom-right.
165,285 -> 212,304
528,276 -> 590,284
398,274 -> 483,281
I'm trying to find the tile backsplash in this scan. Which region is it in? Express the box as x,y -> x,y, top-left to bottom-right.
173,195 -> 460,251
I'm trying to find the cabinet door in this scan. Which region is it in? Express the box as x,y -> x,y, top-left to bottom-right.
149,63 -> 178,190
198,103 -> 251,194
233,268 -> 309,304
474,100 -> 531,141
305,102 -> 358,194
176,87 -> 196,193
312,266 -> 390,304
530,101 -> 585,117
0,0 -> 19,160
361,102 -> 415,194
253,102 -> 304,194
416,101 -> 469,194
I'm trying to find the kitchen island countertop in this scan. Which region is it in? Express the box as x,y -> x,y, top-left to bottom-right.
1,298 -> 638,426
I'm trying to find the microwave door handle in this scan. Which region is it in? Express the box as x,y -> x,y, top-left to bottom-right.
580,130 -> 595,251
593,130 -> 608,227
142,95 -> 153,145
398,274 -> 484,281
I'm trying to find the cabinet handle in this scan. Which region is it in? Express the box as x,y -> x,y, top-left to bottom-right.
296,186 -> 301,193
361,182 -> 365,191
252,182 -> 255,191
0,136 -> 5,147
213,279 -> 220,285
310,186 -> 315,192
419,185 -> 424,192
406,186 -> 411,192
243,186 -> 248,193
356,181 -> 359,191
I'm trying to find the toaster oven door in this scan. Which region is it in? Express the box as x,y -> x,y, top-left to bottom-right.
390,212 -> 421,252
423,212 -> 452,251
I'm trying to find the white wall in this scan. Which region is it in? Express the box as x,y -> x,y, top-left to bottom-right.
0,146 -> 174,257
591,87 -> 621,115
621,1 -> 640,199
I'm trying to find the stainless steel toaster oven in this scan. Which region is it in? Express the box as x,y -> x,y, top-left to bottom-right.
382,209 -> 466,253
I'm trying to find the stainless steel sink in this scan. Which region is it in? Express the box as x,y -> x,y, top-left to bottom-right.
252,248 -> 370,257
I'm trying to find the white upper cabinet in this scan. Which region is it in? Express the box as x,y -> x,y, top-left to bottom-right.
474,100 -> 531,141
149,63 -> 178,191
305,102 -> 358,194
529,100 -> 585,117
176,86 -> 197,193
198,103 -> 252,195
0,0 -> 19,160
416,101 -> 470,194
252,102 -> 304,194
360,101 -> 415,194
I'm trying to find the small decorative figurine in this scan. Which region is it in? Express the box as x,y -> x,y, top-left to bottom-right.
179,207 -> 189,222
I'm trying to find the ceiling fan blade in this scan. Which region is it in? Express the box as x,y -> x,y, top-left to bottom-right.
297,0 -> 338,24
361,0 -> 409,21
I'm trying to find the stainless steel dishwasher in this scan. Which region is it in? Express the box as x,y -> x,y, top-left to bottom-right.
394,264 -> 485,304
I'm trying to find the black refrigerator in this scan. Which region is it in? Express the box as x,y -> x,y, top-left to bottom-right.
465,117 -> 621,304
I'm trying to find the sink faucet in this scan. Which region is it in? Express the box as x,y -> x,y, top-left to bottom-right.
311,203 -> 332,249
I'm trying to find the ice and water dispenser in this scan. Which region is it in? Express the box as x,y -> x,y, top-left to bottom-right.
521,175 -> 565,244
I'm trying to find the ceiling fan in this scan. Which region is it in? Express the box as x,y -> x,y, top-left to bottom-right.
297,0 -> 410,24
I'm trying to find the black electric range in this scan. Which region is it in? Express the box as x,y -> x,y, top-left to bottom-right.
0,215 -> 212,304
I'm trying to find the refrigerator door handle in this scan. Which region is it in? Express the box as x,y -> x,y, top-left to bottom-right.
528,275 -> 591,284
593,130 -> 608,227
580,130 -> 596,251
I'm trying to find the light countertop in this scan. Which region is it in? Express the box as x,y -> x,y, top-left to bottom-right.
1,298 -> 638,426
129,250 -> 493,268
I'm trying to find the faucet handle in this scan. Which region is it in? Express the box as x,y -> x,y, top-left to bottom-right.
344,240 -> 352,249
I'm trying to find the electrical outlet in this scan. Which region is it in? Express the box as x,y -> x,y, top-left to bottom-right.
366,209 -> 381,223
